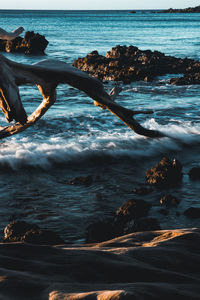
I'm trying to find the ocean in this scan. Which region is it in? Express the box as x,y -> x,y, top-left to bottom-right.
0,10 -> 200,243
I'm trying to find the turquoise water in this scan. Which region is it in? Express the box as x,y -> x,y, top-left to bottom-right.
0,10 -> 200,243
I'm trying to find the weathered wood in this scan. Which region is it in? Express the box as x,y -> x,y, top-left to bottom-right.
0,54 -> 164,139
0,27 -> 24,40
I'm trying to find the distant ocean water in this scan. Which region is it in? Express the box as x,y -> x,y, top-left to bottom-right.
0,10 -> 200,243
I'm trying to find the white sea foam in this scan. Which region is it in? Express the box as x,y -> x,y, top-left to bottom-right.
0,118 -> 200,170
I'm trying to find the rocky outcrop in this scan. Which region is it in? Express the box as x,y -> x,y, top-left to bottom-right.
0,31 -> 48,54
170,71 -> 200,85
68,175 -> 93,186
73,45 -> 200,84
0,228 -> 199,299
189,167 -> 200,180
116,199 -> 151,219
160,194 -> 180,206
145,157 -> 183,187
163,5 -> 200,13
3,220 -> 64,245
86,199 -> 160,243
86,218 -> 114,243
4,221 -> 39,242
184,207 -> 200,218
133,186 -> 153,195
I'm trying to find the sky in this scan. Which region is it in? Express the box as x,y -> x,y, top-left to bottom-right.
0,0 -> 200,10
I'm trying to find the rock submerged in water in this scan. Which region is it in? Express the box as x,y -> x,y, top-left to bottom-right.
189,167 -> 200,180
73,44 -> 200,85
23,229 -> 64,245
4,221 -> 39,242
184,207 -> 200,219
3,220 -> 64,245
133,186 -> 153,195
86,199 -> 160,243
116,199 -> 151,219
145,157 -> 182,187
0,31 -> 48,54
123,217 -> 160,234
160,194 -> 180,207
170,71 -> 200,86
86,218 -> 114,243
68,175 -> 93,186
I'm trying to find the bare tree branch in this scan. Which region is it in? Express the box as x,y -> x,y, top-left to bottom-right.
0,54 -> 164,139
0,27 -> 24,40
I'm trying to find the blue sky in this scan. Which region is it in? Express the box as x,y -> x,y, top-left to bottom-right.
0,0 -> 200,10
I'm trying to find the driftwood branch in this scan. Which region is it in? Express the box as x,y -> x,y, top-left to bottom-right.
0,53 -> 164,139
0,27 -> 24,40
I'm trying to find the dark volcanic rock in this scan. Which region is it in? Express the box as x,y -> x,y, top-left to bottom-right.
123,217 -> 161,234
170,71 -> 200,86
145,157 -> 183,187
73,44 -> 198,84
189,167 -> 200,180
114,199 -> 152,235
23,229 -> 64,245
86,219 -> 114,243
3,220 -> 64,245
160,194 -> 180,206
116,199 -> 151,219
86,199 -> 160,243
0,31 -> 48,54
133,186 -> 153,196
184,207 -> 200,218
68,175 -> 93,186
4,221 -> 39,242
163,5 -> 200,13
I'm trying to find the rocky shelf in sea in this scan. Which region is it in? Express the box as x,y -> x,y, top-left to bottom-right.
73,44 -> 200,85
0,31 -> 49,55
162,5 -> 200,13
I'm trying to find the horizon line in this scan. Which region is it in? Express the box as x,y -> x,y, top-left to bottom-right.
0,8 -> 184,11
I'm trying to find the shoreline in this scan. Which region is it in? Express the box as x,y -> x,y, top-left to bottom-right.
0,227 -> 199,299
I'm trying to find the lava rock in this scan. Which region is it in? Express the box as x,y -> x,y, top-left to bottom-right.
189,167 -> 200,180
170,71 -> 200,86
145,157 -> 183,187
86,219 -> 114,243
86,198 -> 161,243
116,199 -> 151,219
123,217 -> 161,234
113,199 -> 151,234
0,31 -> 48,54
68,175 -> 93,186
3,221 -> 39,242
184,207 -> 200,219
23,229 -> 64,245
160,194 -> 180,206
3,220 -> 64,245
73,44 -> 198,84
133,186 -> 153,196
162,5 -> 200,13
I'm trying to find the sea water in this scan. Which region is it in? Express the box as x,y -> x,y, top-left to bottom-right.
0,10 -> 200,243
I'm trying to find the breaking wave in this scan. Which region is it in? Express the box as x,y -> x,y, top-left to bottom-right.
0,118 -> 200,171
